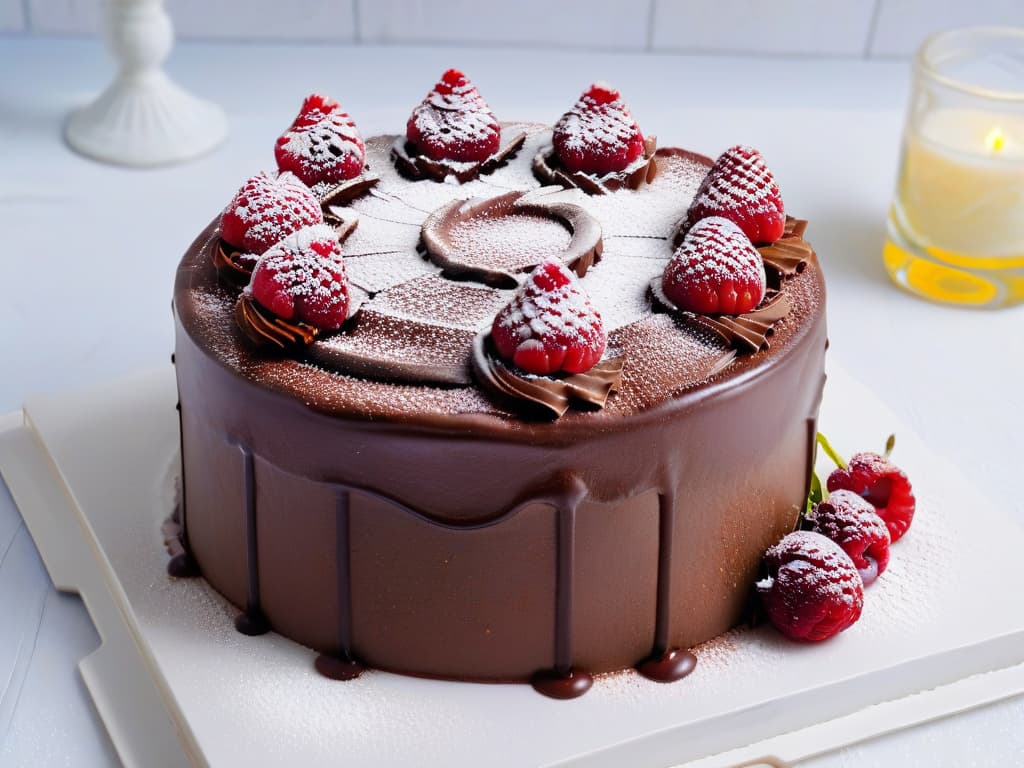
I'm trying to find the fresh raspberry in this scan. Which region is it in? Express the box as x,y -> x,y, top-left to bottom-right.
687,145 -> 785,244
220,171 -> 323,257
491,260 -> 606,376
249,224 -> 349,331
406,69 -> 501,163
275,93 -> 366,187
806,490 -> 891,586
827,453 -> 916,542
757,531 -> 864,643
552,82 -> 646,176
661,216 -> 767,315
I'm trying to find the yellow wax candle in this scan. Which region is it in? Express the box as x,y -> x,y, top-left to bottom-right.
897,109 -> 1024,261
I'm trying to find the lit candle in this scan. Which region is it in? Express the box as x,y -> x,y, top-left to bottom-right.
884,26 -> 1024,307
897,109 -> 1024,262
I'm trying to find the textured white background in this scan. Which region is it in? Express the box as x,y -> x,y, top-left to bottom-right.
0,0 -> 1022,55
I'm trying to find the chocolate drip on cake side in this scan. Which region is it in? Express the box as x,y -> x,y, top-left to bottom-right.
530,475 -> 594,700
165,351 -> 199,579
636,485 -> 697,683
314,488 -> 365,681
235,445 -> 270,636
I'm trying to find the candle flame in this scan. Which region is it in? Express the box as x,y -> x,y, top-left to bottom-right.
985,126 -> 1006,153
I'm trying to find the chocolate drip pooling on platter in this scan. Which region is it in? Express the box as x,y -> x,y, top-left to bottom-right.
314,488 -> 366,681
234,445 -> 270,636
162,506 -> 199,578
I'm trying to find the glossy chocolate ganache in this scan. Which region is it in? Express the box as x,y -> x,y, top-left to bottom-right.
172,122 -> 827,699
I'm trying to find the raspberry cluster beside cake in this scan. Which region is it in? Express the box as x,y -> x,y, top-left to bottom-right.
171,70 -> 828,699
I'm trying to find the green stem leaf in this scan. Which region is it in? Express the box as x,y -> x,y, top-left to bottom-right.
884,434 -> 896,458
816,432 -> 847,470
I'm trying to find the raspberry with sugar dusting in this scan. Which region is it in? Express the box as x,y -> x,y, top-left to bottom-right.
249,224 -> 350,332
662,216 -> 767,315
552,82 -> 646,176
806,490 -> 891,586
827,451 -> 916,543
220,171 -> 324,257
275,94 -> 367,187
757,530 -> 864,643
491,260 -> 606,376
406,69 -> 501,163
687,145 -> 785,244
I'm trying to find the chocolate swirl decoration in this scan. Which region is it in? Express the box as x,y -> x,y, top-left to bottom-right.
532,135 -> 658,195
313,172 -> 380,209
391,128 -> 527,184
213,214 -> 360,287
471,333 -> 623,419
421,188 -> 603,289
649,280 -> 792,354
758,217 -> 813,284
234,286 -> 367,350
235,294 -> 319,348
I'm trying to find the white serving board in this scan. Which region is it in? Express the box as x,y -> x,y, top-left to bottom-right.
1,363 -> 1023,768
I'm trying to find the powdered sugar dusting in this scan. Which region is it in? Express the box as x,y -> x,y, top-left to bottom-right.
689,144 -> 783,220
368,275 -> 508,332
275,95 -> 366,186
250,224 -> 349,329
663,216 -> 767,313
220,171 -> 323,255
182,119 -> 822,420
605,315 -> 732,413
448,213 -> 572,273
579,255 -> 664,332
344,251 -> 439,294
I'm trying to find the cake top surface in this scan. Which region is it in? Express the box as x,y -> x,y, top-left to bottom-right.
175,120 -> 824,432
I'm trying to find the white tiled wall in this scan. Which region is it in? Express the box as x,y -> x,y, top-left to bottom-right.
359,0 -> 648,50
870,0 -> 1024,57
5,0 -> 1024,58
650,0 -> 877,56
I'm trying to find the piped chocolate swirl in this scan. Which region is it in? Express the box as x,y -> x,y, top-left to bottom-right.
471,333 -> 623,419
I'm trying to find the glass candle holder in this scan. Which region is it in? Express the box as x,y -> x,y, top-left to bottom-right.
885,27 -> 1024,308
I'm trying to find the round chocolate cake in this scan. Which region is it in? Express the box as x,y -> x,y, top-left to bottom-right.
170,76 -> 826,699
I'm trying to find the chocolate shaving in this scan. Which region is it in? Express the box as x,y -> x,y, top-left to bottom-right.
758,217 -> 813,280
532,135 -> 659,196
391,129 -> 527,184
421,189 -> 603,289
235,294 -> 319,348
650,280 -> 792,354
314,172 -> 380,209
213,241 -> 257,287
213,218 -> 361,287
471,333 -> 623,419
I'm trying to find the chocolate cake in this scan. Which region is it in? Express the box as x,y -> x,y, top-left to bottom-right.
170,76 -> 827,699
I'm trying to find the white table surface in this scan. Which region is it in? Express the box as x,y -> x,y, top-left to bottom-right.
1,36 -> 1022,767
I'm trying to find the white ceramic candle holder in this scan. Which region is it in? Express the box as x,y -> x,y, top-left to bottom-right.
65,0 -> 227,167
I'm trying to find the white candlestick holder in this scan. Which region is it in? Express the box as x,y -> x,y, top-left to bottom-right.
65,0 -> 228,166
